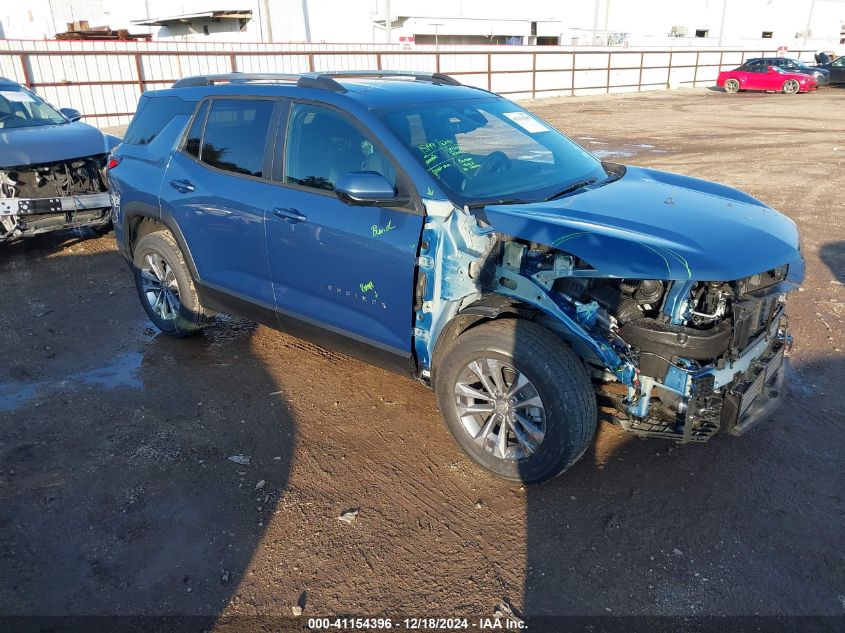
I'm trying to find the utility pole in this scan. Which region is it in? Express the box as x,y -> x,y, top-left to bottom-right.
718,0 -> 728,46
385,0 -> 392,44
804,0 -> 816,47
263,0 -> 274,43
300,0 -> 311,43
430,22 -> 444,51
592,0 -> 600,44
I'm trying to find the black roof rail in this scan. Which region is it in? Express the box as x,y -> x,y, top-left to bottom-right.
314,70 -> 462,86
169,70 -> 461,92
170,72 -> 347,93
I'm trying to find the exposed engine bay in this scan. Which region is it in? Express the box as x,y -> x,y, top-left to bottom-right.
414,202 -> 794,444
0,154 -> 112,242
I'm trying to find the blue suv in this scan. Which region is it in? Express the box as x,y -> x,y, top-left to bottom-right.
109,71 -> 802,483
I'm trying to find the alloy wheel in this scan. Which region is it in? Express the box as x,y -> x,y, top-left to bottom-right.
454,358 -> 547,461
140,252 -> 181,321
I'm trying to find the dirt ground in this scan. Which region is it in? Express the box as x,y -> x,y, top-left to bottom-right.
1,87 -> 843,631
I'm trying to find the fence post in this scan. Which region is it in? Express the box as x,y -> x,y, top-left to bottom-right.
19,53 -> 32,88
570,51 -> 576,96
230,53 -> 237,72
531,52 -> 536,99
667,50 -> 674,88
376,52 -> 382,70
308,53 -> 315,72
487,52 -> 492,91
606,52 -> 611,94
718,50 -> 724,73
693,50 -> 700,87
134,53 -> 145,94
637,51 -> 644,92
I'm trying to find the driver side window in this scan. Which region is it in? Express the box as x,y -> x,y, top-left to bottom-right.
284,103 -> 396,192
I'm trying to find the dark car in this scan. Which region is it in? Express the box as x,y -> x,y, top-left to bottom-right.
815,56 -> 845,84
108,71 -> 802,483
0,78 -> 120,243
741,57 -> 830,86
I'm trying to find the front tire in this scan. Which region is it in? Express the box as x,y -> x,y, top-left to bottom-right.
434,319 -> 597,484
782,79 -> 800,94
724,78 -> 740,93
132,231 -> 210,337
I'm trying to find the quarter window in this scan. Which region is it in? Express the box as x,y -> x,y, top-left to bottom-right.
123,95 -> 194,145
284,103 -> 397,192
199,99 -> 274,177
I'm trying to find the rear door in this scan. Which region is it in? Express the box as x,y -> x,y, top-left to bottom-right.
265,101 -> 424,360
160,97 -> 281,308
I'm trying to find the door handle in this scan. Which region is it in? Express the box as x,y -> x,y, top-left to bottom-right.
169,179 -> 195,193
272,207 -> 307,223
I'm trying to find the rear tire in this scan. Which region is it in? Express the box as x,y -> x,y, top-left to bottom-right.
782,79 -> 800,94
724,78 -> 740,94
434,319 -> 597,484
132,231 -> 210,337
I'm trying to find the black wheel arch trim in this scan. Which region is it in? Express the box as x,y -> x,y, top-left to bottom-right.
122,203 -> 201,283
430,294 -> 537,382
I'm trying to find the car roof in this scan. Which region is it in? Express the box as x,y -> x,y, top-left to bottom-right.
0,77 -> 22,88
746,57 -> 802,63
152,73 -> 494,109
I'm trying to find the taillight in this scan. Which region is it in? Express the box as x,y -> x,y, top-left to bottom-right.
107,156 -> 121,170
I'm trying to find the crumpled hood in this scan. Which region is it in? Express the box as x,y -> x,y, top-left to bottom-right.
0,121 -> 115,168
482,165 -> 802,282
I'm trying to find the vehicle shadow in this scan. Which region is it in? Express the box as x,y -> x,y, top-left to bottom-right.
820,241 -> 845,284
512,321 -> 844,626
0,234 -> 296,630
0,226 -> 107,257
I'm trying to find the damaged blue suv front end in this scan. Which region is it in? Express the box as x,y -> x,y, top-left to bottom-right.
384,98 -> 802,444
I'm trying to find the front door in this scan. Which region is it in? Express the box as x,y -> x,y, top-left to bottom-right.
745,65 -> 771,90
829,57 -> 845,84
265,102 -> 424,358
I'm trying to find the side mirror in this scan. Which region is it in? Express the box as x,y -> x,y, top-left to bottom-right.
335,171 -> 406,207
60,107 -> 83,122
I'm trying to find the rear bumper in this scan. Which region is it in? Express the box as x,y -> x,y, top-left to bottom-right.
0,192 -> 111,242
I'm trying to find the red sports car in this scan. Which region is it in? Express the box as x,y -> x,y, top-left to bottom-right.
717,64 -> 817,94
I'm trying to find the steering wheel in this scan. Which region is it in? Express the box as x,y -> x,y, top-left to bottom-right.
475,151 -> 511,177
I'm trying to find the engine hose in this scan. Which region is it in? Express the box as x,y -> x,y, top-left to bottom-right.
590,284 -> 643,324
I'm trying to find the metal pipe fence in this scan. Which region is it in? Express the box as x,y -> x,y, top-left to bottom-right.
0,40 -> 816,128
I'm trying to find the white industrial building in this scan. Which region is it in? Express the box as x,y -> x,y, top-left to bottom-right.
1,0 -> 844,51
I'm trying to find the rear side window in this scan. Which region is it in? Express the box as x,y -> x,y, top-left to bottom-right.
184,100 -> 209,158
199,99 -> 274,178
123,95 -> 194,145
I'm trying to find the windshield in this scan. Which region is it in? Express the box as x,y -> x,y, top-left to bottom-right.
786,59 -> 811,69
377,97 -> 608,206
0,85 -> 67,129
